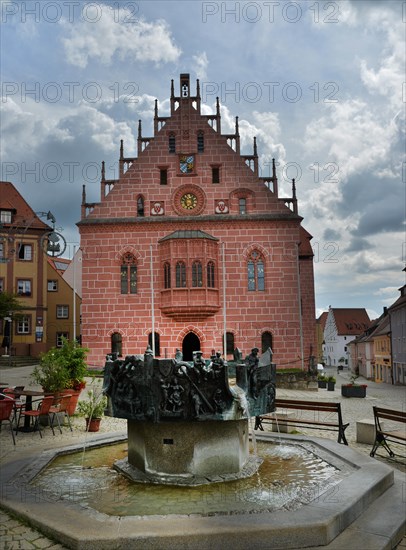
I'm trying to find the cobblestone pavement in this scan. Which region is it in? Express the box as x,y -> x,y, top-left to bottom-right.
0,365 -> 405,549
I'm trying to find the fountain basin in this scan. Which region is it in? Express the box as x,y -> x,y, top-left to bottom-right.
0,432 -> 401,550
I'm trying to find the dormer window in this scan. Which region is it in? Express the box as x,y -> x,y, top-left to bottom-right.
0,210 -> 12,224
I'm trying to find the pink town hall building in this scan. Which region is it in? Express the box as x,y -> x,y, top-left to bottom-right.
78,74 -> 316,367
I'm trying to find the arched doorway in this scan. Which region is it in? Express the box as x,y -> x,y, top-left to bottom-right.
182,332 -> 200,361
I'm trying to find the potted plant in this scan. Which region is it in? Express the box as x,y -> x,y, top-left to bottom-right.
317,374 -> 327,389
77,389 -> 107,432
327,376 -> 336,391
32,350 -> 70,394
341,374 -> 367,398
32,338 -> 89,414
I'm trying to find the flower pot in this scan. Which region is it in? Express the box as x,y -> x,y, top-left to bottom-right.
327,382 -> 335,391
341,385 -> 366,398
63,389 -> 82,416
318,380 -> 327,389
85,417 -> 101,432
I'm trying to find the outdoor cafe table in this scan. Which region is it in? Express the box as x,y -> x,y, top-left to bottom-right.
10,389 -> 44,432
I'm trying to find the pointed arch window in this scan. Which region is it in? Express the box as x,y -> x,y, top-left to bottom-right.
247,250 -> 265,291
137,196 -> 145,217
121,253 -> 137,294
207,261 -> 215,288
261,331 -> 273,353
239,198 -> 247,214
148,332 -> 161,356
192,261 -> 203,287
197,131 -> 204,153
175,261 -> 187,288
169,133 -> 176,153
111,332 -> 122,357
223,332 -> 235,355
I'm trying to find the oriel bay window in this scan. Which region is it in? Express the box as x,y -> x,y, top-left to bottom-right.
158,230 -> 220,318
120,253 -> 137,294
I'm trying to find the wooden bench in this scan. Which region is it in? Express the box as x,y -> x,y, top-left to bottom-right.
370,406 -> 406,458
254,398 -> 349,445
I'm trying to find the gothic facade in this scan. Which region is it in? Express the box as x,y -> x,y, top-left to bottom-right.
79,74 -> 315,367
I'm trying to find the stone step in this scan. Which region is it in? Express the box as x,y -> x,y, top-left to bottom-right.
0,356 -> 38,368
304,470 -> 406,549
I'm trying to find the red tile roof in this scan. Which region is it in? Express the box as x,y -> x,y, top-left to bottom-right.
317,311 -> 328,331
0,181 -> 50,230
331,308 -> 371,335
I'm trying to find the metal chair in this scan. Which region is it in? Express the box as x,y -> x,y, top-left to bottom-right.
50,394 -> 73,434
3,386 -> 25,428
17,396 -> 55,438
0,397 -> 16,445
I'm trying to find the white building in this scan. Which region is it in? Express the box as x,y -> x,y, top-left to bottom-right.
323,307 -> 370,367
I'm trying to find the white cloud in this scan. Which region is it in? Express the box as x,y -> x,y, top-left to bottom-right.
304,99 -> 399,182
192,52 -> 209,81
61,10 -> 181,68
360,21 -> 405,109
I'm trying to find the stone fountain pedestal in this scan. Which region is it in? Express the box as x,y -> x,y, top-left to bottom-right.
115,418 -> 261,485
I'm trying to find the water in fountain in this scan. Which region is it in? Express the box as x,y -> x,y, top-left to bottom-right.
31,439 -> 345,517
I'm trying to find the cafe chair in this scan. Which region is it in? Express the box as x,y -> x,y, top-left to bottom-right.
3,386 -> 25,428
17,396 -> 55,438
49,394 -> 73,434
0,397 -> 16,445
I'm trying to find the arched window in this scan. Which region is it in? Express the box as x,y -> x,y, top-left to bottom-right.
223,332 -> 235,355
247,250 -> 265,291
197,131 -> 204,153
169,133 -> 176,153
175,261 -> 186,288
148,332 -> 161,356
192,261 -> 203,287
111,332 -> 122,357
261,331 -> 273,353
120,253 -> 137,294
239,198 -> 247,214
137,196 -> 144,217
207,261 -> 215,288
164,262 -> 171,289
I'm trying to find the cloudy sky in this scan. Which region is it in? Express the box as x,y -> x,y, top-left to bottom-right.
1,0 -> 404,319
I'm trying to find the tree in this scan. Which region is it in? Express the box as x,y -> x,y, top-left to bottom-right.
0,292 -> 24,319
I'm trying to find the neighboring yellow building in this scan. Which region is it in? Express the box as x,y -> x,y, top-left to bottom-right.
1,181 -> 81,357
0,182 -> 51,356
372,314 -> 392,384
47,258 -> 81,348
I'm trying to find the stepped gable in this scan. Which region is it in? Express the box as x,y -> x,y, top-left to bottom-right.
78,75 -> 300,224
